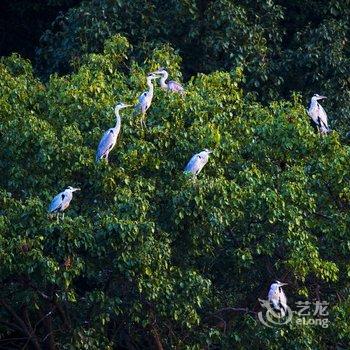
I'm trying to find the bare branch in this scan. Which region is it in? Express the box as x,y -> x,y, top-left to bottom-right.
211,307 -> 257,316
0,300 -> 41,350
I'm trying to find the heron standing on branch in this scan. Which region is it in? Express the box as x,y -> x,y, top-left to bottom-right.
308,94 -> 331,134
184,149 -> 212,176
134,73 -> 158,128
96,102 -> 131,163
268,281 -> 288,317
152,67 -> 184,94
48,186 -> 80,222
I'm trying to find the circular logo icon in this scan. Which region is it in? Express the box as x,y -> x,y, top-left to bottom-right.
258,298 -> 293,327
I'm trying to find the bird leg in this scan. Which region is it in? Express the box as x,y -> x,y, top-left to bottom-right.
140,114 -> 147,129
62,212 -> 65,221
104,152 -> 109,163
56,213 -> 59,224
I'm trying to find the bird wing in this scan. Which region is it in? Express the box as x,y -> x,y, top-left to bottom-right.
268,286 -> 287,315
278,288 -> 287,308
60,192 -> 73,211
268,288 -> 281,312
135,91 -> 151,114
277,289 -> 287,316
317,104 -> 329,129
184,154 -> 201,174
307,106 -> 319,125
268,285 -> 276,302
308,103 -> 329,131
168,80 -> 184,92
48,192 -> 64,213
96,128 -> 117,160
138,91 -> 148,103
269,298 -> 280,311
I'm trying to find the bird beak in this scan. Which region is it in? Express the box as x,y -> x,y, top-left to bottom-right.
279,282 -> 288,286
73,188 -> 81,192
319,96 -> 327,99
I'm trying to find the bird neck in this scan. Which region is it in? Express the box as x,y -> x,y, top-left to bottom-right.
114,108 -> 122,130
310,99 -> 319,109
160,72 -> 168,88
147,78 -> 154,93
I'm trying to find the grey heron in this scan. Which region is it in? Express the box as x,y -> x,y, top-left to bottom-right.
48,186 -> 80,222
134,73 -> 158,128
96,102 -> 131,162
151,68 -> 184,93
184,149 -> 212,176
308,94 -> 331,134
268,281 -> 288,317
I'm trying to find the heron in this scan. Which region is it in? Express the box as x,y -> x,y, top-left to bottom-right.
184,149 -> 212,176
96,102 -> 131,162
268,281 -> 288,317
48,186 -> 80,222
134,73 -> 158,128
151,67 -> 184,93
307,94 -> 331,134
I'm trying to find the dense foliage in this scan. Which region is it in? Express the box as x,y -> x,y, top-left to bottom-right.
1,35 -> 350,349
34,0 -> 350,131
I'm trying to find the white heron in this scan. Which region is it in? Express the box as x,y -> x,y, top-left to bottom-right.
308,94 -> 331,134
134,73 -> 158,128
268,281 -> 288,317
48,186 -> 80,222
151,67 -> 184,94
184,149 -> 212,176
96,102 -> 131,162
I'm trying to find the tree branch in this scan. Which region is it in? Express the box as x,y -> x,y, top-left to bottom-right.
0,320 -> 24,334
148,325 -> 164,350
0,300 -> 41,350
211,307 -> 257,316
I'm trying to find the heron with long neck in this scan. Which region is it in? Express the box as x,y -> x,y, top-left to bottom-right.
152,67 -> 184,93
96,102 -> 131,162
308,94 -> 330,134
48,186 -> 80,222
268,281 -> 288,317
135,73 -> 158,128
184,149 -> 212,176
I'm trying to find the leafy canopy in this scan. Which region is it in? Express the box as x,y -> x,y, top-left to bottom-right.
36,0 -> 350,131
1,35 -> 350,349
